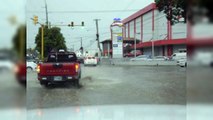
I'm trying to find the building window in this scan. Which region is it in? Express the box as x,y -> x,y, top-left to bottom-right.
125,23 -> 128,38
129,21 -> 134,38
136,17 -> 141,40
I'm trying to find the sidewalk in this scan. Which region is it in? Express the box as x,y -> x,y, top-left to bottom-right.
112,60 -> 177,66
100,58 -> 177,66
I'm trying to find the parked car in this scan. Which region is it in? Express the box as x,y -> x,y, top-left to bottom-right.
37,50 -> 81,88
27,60 -> 37,71
152,56 -> 169,61
124,50 -> 142,57
84,56 -> 98,66
171,52 -> 186,61
177,58 -> 187,67
130,55 -> 151,61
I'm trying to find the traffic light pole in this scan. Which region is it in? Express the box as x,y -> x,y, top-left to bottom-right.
31,16 -> 45,61
20,25 -> 25,60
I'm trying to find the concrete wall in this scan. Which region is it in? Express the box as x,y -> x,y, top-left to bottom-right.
143,47 -> 152,56
172,22 -> 187,39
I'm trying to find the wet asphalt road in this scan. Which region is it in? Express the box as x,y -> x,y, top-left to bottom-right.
0,71 -> 26,109
27,65 -> 186,110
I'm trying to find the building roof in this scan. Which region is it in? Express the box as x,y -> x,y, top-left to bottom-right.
122,3 -> 156,24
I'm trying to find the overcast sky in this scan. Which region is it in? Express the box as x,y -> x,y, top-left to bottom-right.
0,0 -> 154,50
0,0 -> 26,49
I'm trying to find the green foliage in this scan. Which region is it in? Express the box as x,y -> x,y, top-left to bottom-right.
155,0 -> 186,25
35,26 -> 67,58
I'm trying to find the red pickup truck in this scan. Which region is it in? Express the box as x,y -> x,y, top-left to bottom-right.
37,51 -> 81,88
15,62 -> 26,87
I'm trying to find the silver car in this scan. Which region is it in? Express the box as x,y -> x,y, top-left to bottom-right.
130,55 -> 151,61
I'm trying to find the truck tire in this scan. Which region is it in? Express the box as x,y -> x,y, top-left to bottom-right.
74,79 -> 80,88
27,67 -> 33,72
40,81 -> 49,88
18,80 -> 26,87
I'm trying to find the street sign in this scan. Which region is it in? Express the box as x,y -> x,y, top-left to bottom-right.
111,20 -> 123,58
113,44 -> 118,47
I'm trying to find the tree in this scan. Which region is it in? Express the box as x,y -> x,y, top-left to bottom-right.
35,26 -> 67,58
155,0 -> 186,25
12,25 -> 26,59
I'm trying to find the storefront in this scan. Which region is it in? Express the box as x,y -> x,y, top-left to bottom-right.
121,3 -> 187,56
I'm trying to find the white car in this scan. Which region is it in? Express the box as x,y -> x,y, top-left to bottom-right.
0,54 -> 14,71
27,60 -> 37,71
130,55 -> 151,61
84,56 -> 98,66
177,58 -> 187,67
171,52 -> 186,61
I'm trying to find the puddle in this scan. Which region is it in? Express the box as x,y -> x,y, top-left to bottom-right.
81,76 -> 121,86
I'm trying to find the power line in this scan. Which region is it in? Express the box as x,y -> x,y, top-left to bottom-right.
117,0 -> 137,16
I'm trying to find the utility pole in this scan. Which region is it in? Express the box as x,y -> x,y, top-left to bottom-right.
44,0 -> 49,27
134,33 -> 136,58
94,19 -> 102,57
80,37 -> 82,48
80,37 -> 83,54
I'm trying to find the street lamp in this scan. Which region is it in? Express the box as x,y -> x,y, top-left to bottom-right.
134,32 -> 140,58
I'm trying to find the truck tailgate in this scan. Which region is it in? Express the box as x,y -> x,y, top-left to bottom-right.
39,63 -> 77,76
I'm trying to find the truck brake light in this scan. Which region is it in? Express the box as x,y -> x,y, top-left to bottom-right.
37,65 -> 41,73
75,64 -> 79,72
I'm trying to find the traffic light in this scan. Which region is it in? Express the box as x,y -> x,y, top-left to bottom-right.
81,21 -> 84,26
71,22 -> 74,27
33,16 -> 38,25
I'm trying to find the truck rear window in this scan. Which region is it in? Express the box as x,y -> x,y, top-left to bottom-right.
47,53 -> 77,62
